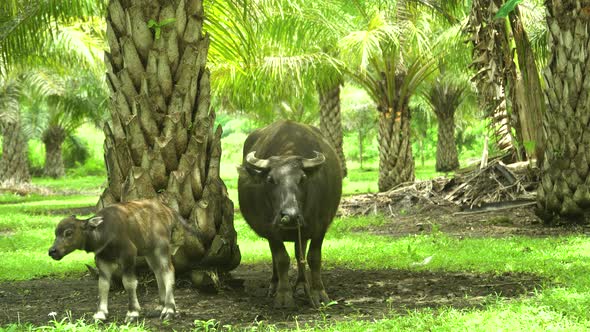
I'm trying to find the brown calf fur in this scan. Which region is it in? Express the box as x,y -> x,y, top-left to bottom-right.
48,199 -> 191,321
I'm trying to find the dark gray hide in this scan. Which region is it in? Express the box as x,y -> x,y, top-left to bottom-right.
238,120 -> 343,308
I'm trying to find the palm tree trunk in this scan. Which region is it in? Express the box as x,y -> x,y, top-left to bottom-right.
509,6 -> 545,163
42,125 -> 66,178
537,0 -> 590,222
102,0 -> 240,273
358,131 -> 363,170
318,83 -> 347,177
435,112 -> 459,172
378,105 -> 414,191
0,112 -> 30,185
468,0 -> 517,157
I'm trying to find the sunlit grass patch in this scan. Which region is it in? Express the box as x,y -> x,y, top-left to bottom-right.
3,317 -> 148,332
313,303 -> 590,332
32,176 -> 105,193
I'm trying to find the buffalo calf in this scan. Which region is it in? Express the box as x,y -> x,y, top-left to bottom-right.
48,199 -> 188,321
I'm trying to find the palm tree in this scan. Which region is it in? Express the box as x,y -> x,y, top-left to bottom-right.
318,74 -> 347,177
467,0 -> 516,157
0,0 -> 104,67
425,77 -> 465,172
25,68 -> 108,178
339,1 -> 436,191
2,0 -> 241,273
0,70 -> 29,184
24,21 -> 108,178
100,0 -> 240,272
537,1 -> 590,222
0,0 -> 104,184
467,0 -> 545,161
207,0 -> 349,176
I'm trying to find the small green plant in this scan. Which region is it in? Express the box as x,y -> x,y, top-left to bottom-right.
193,319 -> 220,332
147,18 -> 176,39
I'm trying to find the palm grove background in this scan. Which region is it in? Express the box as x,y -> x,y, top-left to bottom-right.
1,0 -> 589,274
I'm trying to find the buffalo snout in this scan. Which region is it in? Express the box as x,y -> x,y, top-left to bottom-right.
48,246 -> 62,260
278,210 -> 303,229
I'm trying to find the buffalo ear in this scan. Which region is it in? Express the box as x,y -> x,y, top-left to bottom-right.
86,216 -> 104,228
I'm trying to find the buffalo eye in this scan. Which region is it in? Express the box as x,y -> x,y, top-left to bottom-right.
266,174 -> 275,184
300,173 -> 307,183
64,229 -> 73,238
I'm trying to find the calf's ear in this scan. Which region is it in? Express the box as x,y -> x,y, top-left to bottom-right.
87,216 -> 104,228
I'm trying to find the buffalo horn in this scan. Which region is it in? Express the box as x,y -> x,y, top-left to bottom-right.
246,151 -> 271,169
302,151 -> 325,169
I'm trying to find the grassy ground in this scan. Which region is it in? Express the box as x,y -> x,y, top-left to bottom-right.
1,169 -> 590,331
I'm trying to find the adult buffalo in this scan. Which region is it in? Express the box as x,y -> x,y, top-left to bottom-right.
238,120 -> 343,308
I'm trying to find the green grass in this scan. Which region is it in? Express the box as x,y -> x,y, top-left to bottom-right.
2,164 -> 590,330
31,176 -> 105,192
0,195 -> 98,280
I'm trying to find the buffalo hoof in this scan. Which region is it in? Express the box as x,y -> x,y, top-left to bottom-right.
267,281 -> 277,297
160,307 -> 175,320
273,290 -> 295,309
310,289 -> 330,308
293,280 -> 310,299
125,311 -> 139,323
93,311 -> 107,321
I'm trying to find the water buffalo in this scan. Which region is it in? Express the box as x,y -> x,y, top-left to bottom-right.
48,199 -> 195,321
238,120 -> 343,308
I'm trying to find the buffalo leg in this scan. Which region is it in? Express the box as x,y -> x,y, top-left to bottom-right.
307,237 -> 329,307
94,258 -> 117,321
121,255 -> 141,322
269,240 -> 295,308
268,253 -> 278,297
293,239 -> 310,298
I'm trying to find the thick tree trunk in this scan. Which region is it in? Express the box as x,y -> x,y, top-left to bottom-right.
509,6 -> 546,163
42,125 -> 66,178
435,113 -> 459,172
468,0 -> 517,157
537,0 -> 590,223
318,83 -> 347,177
101,0 -> 240,273
0,113 -> 30,185
377,104 -> 414,191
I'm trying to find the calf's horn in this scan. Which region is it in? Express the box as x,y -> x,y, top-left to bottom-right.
302,151 -> 326,169
246,151 -> 271,169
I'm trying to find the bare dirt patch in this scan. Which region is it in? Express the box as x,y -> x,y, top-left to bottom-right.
0,264 -> 541,330
340,195 -> 590,238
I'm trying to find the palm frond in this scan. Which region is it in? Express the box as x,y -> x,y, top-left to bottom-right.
0,71 -> 21,126
207,0 -> 344,119
0,0 -> 105,68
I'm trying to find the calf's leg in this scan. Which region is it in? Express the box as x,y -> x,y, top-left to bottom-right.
307,236 -> 329,308
269,240 -> 294,308
160,256 -> 176,320
94,258 -> 117,321
146,254 -> 166,310
148,246 -> 176,319
121,256 -> 141,322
